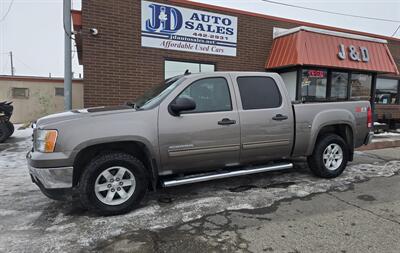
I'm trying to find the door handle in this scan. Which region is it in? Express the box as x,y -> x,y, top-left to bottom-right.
272,114 -> 288,121
218,118 -> 236,125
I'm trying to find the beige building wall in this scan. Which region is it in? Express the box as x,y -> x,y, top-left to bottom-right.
0,77 -> 84,123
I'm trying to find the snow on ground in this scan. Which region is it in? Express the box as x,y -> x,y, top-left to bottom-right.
374,132 -> 400,137
0,126 -> 400,252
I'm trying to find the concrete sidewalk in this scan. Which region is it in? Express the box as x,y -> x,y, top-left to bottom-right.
356,133 -> 400,151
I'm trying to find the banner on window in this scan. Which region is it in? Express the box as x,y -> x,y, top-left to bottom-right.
141,1 -> 238,56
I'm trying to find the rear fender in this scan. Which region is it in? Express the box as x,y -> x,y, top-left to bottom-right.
306,109 -> 356,156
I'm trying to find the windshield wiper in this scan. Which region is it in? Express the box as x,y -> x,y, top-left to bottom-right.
125,101 -> 138,109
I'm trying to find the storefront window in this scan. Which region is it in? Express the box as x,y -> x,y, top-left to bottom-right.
375,78 -> 399,104
301,69 -> 327,101
165,60 -> 215,79
330,72 -> 348,100
350,73 -> 372,100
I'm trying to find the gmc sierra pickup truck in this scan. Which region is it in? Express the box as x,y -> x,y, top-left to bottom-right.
27,72 -> 373,215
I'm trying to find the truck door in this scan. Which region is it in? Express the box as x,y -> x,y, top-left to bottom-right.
232,73 -> 294,164
158,75 -> 240,174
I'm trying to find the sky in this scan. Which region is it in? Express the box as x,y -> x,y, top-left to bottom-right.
0,0 -> 399,78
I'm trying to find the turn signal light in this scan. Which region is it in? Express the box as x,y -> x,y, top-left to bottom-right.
36,129 -> 58,153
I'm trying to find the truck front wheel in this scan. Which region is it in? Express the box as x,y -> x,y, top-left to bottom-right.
307,134 -> 349,178
78,152 -> 148,215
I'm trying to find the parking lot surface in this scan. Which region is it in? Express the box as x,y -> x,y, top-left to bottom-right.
1,128 -> 400,252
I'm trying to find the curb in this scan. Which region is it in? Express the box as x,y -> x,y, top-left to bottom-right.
356,140 -> 400,151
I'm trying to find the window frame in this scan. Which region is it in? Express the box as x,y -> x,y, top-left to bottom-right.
164,58 -> 216,80
300,68 -> 328,102
291,66 -> 376,103
171,76 -> 233,115
55,87 -> 64,97
11,87 -> 29,99
375,77 -> 400,105
236,76 -> 283,110
329,71 -> 350,101
349,72 -> 373,101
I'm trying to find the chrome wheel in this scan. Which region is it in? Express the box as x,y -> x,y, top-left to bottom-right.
323,143 -> 343,171
94,166 -> 136,206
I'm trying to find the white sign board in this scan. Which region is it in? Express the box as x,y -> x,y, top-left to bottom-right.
141,1 -> 238,56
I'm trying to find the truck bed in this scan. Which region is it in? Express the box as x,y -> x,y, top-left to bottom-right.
292,101 -> 371,157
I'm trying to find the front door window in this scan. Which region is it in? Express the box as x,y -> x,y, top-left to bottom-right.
176,77 -> 232,113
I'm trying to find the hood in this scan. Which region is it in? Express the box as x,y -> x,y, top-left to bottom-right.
36,105 -> 134,127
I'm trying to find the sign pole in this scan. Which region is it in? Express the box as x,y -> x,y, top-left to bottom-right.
63,0 -> 72,111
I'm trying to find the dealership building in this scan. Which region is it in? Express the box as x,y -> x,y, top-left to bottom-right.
72,0 -> 400,112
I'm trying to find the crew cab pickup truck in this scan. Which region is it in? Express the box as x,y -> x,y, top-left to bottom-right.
27,72 -> 373,215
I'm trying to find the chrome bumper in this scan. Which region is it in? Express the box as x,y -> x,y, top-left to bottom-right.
29,165 -> 73,189
365,132 -> 374,145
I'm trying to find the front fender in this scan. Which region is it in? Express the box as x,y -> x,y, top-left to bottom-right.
70,135 -> 157,162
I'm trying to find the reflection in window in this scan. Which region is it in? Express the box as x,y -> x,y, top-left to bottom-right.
350,73 -> 372,101
165,60 -> 215,79
177,78 -> 231,113
375,78 -> 399,104
301,69 -> 327,101
331,72 -> 348,99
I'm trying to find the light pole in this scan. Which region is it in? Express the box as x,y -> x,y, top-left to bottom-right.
63,0 -> 72,110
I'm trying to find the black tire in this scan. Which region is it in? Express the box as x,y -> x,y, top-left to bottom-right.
0,123 -> 10,143
307,134 -> 349,178
78,152 -> 148,216
6,121 -> 14,137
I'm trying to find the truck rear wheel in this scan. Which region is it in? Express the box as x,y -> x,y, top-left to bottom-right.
78,152 -> 148,216
307,134 -> 349,178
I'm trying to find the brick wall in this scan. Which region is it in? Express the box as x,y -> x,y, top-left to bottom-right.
82,0 -> 400,107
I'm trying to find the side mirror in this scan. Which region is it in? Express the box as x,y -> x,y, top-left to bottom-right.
169,97 -> 196,116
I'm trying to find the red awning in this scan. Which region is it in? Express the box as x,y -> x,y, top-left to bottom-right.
266,27 -> 399,75
71,10 -> 82,31
71,10 -> 82,65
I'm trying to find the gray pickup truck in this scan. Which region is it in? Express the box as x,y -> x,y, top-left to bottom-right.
27,72 -> 373,215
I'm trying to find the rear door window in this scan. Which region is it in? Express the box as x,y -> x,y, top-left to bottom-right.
237,76 -> 282,110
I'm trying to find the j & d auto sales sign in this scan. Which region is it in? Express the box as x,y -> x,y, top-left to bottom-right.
141,1 -> 238,56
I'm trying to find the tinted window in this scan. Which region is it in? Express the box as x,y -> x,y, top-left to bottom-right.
237,76 -> 282,110
177,77 -> 232,113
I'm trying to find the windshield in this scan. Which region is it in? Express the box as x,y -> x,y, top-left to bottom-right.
134,76 -> 184,110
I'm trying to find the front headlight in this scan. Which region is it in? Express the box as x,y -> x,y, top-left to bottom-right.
35,129 -> 58,153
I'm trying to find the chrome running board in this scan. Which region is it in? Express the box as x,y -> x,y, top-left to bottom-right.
162,163 -> 293,188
